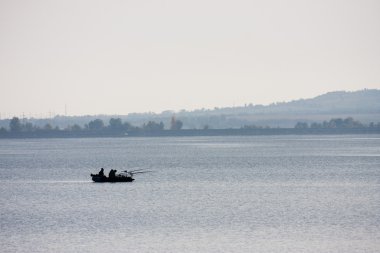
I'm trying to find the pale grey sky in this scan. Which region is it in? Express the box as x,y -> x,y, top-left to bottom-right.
1,0 -> 379,117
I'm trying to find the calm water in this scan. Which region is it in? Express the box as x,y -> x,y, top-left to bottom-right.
0,135 -> 379,253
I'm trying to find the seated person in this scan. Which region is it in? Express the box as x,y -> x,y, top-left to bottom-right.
109,169 -> 117,179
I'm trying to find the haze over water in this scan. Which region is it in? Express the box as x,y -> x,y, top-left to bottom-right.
0,135 -> 379,252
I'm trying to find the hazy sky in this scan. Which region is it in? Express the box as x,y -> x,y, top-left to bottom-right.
1,0 -> 379,117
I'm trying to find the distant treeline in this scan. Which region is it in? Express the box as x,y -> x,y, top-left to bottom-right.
291,117 -> 379,129
0,116 -> 379,138
0,116 -> 183,136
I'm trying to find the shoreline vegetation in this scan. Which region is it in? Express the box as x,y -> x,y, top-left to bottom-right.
0,116 -> 379,138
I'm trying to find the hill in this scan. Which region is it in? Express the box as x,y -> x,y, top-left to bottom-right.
124,89 -> 380,128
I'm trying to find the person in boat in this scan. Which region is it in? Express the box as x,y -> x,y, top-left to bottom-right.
98,168 -> 104,177
109,169 -> 117,179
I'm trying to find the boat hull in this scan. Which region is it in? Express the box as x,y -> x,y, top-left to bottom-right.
91,174 -> 134,183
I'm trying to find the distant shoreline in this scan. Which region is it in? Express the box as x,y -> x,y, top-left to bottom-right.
1,128 -> 379,139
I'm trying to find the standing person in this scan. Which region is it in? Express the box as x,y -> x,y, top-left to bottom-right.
98,168 -> 104,177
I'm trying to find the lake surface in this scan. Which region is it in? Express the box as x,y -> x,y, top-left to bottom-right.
0,135 -> 379,253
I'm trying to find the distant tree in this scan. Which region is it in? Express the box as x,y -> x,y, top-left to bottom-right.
143,121 -> 164,131
123,122 -> 133,131
329,118 -> 344,128
44,123 -> 53,131
0,127 -> 7,134
109,118 -> 123,130
310,122 -> 321,128
295,122 -> 308,129
325,117 -> 363,129
10,117 -> 21,132
170,116 -> 176,130
88,119 -> 104,131
343,117 -> 362,128
71,124 -> 82,131
23,122 -> 34,132
170,116 -> 183,130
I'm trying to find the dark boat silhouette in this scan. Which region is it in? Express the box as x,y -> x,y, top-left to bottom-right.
91,169 -> 150,183
91,174 -> 134,182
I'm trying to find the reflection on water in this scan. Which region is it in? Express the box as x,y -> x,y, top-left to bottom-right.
0,135 -> 379,253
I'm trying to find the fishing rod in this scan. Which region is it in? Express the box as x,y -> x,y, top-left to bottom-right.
122,169 -> 153,174
128,169 -> 146,172
130,171 -> 153,174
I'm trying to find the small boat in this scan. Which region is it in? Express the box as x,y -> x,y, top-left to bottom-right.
91,171 -> 134,183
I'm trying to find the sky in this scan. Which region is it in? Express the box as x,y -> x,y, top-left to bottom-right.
0,0 -> 379,118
